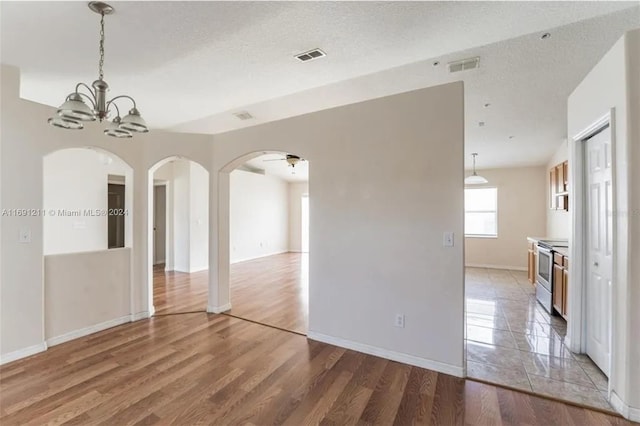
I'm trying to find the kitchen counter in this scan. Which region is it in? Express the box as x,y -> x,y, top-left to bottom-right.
553,247 -> 569,256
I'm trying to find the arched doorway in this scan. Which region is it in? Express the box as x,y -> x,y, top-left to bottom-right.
217,151 -> 310,334
147,156 -> 210,315
42,147 -> 134,345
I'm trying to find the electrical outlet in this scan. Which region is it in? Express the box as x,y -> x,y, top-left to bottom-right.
394,314 -> 405,328
443,231 -> 454,247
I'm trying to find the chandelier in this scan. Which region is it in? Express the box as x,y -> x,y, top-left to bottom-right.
48,2 -> 148,138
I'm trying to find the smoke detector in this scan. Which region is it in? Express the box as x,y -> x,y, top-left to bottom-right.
233,111 -> 253,121
295,48 -> 326,62
448,57 -> 480,73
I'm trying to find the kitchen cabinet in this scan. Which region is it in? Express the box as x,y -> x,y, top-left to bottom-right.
553,253 -> 569,320
550,160 -> 569,211
527,240 -> 537,284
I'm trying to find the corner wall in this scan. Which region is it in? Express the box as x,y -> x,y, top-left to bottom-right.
567,29 -> 640,420
211,82 -> 465,375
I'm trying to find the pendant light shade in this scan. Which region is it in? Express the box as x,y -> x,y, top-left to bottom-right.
119,108 -> 149,133
465,153 -> 488,185
48,116 -> 84,130
104,117 -> 133,138
57,94 -> 96,121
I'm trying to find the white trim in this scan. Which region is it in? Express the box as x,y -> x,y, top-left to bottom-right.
465,263 -> 527,272
46,316 -> 130,347
207,303 -> 232,314
230,250 -> 289,265
0,342 -> 48,365
307,331 -> 464,378
131,309 -> 153,321
568,110 -> 613,358
610,391 -> 640,422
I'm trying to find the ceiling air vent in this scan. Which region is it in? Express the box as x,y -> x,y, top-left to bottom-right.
448,57 -> 480,73
233,111 -> 253,120
295,48 -> 326,62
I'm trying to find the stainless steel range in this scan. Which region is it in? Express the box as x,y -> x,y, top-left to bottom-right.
536,239 -> 568,313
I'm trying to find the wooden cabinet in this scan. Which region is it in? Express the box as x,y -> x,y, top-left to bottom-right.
552,253 -> 569,320
550,160 -> 569,211
527,240 -> 537,284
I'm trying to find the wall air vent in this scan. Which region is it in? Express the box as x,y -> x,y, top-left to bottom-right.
295,48 -> 326,62
233,111 -> 253,120
447,57 -> 480,73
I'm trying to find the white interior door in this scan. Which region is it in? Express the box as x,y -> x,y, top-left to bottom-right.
585,124 -> 612,376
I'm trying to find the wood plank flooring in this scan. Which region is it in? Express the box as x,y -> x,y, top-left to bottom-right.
153,265 -> 208,315
229,253 -> 308,334
153,253 -> 308,334
0,313 -> 632,425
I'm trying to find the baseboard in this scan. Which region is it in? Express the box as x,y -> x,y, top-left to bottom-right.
307,331 -> 464,378
131,309 -> 153,321
230,250 -> 289,264
465,263 -> 527,272
46,315 -> 131,347
153,259 -> 165,265
0,342 -> 48,365
610,391 -> 640,421
207,303 -> 232,314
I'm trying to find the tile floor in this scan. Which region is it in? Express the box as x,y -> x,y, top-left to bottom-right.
465,267 -> 612,411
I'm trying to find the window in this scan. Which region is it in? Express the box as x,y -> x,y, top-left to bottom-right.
465,187 -> 497,237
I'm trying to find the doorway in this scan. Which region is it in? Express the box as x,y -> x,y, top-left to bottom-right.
581,123 -> 613,376
148,158 -> 209,316
227,152 -> 309,334
153,184 -> 167,265
108,181 -> 125,249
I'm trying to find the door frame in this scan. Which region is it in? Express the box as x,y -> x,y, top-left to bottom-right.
568,109 -> 615,387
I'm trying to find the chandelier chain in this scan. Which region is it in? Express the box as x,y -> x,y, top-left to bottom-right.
99,11 -> 105,81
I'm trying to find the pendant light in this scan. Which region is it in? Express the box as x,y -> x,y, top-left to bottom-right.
465,153 -> 488,185
47,2 -> 148,138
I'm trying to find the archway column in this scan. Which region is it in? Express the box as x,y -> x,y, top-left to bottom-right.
208,170 -> 231,313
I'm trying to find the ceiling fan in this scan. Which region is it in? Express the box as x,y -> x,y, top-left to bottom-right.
263,154 -> 306,168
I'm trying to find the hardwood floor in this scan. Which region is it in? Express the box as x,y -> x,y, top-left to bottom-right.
153,265 -> 208,315
0,313 -> 632,425
153,253 -> 308,334
229,253 -> 308,334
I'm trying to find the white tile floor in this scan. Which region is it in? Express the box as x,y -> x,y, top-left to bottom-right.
465,267 -> 612,411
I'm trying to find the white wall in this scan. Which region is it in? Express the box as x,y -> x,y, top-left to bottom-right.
546,140 -> 570,238
154,162 -> 174,270
567,29 -> 640,420
212,82 -> 465,376
43,148 -> 132,255
0,64 -> 214,362
230,169 -> 289,263
465,166 -> 547,270
189,162 -> 209,271
288,182 -> 309,252
45,248 -> 131,344
173,160 -> 191,272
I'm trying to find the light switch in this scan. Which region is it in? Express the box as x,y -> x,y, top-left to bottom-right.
19,227 -> 31,243
443,231 -> 454,247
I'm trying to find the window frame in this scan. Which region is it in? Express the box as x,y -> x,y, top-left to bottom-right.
464,187 -> 498,238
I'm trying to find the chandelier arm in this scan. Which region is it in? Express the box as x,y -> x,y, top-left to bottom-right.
73,83 -> 98,108
106,95 -> 137,110
109,101 -> 121,118
72,92 -> 98,111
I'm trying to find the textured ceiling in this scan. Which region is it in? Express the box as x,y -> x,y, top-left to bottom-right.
1,1 -> 639,168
